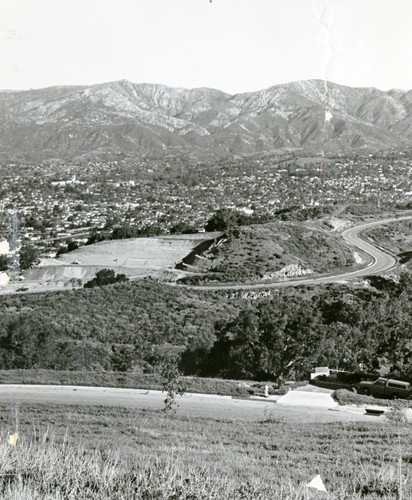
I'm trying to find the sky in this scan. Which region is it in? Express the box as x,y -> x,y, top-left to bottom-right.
1,0 -> 412,93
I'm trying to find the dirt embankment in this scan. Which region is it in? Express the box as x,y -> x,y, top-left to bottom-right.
175,234 -> 226,270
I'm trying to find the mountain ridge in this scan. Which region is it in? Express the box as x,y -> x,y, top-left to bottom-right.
1,79 -> 411,161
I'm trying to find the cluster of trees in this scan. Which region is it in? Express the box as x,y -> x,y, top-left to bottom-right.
0,280 -> 237,371
84,269 -> 128,288
0,244 -> 39,272
180,273 -> 412,382
204,206 -> 336,232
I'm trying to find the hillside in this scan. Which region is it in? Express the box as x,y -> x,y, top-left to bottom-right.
363,218 -> 412,266
0,280 -> 239,371
179,221 -> 357,285
1,79 -> 412,160
3,272 -> 412,383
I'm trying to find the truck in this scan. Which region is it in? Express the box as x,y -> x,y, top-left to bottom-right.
357,377 -> 412,399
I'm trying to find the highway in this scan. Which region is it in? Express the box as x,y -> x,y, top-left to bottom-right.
182,214 -> 412,291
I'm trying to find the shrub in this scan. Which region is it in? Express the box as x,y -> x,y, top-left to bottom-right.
333,389 -> 412,408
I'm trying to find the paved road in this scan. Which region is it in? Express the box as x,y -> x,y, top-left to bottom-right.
0,384 -> 381,423
181,214 -> 412,291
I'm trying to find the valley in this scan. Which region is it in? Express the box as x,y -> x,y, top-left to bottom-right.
3,0 -> 412,496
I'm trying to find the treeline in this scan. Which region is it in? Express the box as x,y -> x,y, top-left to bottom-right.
84,205 -> 335,246
204,206 -> 336,232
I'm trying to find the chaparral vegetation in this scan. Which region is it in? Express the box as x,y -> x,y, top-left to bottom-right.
1,271 -> 412,385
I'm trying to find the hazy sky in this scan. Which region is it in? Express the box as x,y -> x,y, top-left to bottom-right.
1,0 -> 411,93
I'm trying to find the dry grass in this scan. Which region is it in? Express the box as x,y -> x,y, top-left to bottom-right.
0,403 -> 410,498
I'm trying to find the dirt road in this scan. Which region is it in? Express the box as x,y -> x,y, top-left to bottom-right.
0,384 -> 381,423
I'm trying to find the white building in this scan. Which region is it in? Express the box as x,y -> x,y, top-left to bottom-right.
0,240 -> 10,255
0,272 -> 10,286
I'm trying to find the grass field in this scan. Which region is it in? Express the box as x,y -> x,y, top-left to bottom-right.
0,403 -> 410,499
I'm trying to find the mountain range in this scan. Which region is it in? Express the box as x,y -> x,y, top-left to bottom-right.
1,79 -> 412,161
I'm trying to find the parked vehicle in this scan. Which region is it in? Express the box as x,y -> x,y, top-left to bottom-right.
357,377 -> 412,399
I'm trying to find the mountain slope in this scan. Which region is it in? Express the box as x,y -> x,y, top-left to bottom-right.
0,79 -> 411,160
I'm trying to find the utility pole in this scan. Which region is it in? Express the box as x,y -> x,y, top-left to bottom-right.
9,209 -> 20,281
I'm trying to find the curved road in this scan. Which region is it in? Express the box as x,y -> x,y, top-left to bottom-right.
181,214 -> 412,291
0,384 -> 379,423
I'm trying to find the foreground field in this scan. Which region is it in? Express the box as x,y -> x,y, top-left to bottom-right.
0,403 -> 410,499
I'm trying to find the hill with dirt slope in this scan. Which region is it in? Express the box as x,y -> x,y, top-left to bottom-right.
178,221 -> 357,285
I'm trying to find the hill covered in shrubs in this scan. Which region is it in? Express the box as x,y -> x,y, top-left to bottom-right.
1,273 -> 412,382
179,221 -> 355,285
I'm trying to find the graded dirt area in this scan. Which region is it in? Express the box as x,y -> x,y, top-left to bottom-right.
2,233 -> 220,294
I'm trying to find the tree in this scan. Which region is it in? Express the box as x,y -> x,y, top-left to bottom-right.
0,315 -> 53,368
204,209 -> 239,231
67,240 -> 79,252
19,245 -> 39,270
186,297 -> 326,382
84,269 -> 128,288
159,360 -> 186,413
0,255 -> 8,272
170,222 -> 198,234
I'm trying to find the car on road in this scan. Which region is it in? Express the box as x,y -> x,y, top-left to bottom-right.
357,377 -> 412,399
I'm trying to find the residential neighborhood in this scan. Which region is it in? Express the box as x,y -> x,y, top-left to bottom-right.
1,149 -> 412,259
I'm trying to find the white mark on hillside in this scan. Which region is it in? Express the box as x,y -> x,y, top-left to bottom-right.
353,252 -> 365,264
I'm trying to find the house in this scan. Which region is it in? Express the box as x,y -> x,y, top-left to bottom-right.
0,272 -> 10,286
0,240 -> 10,255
